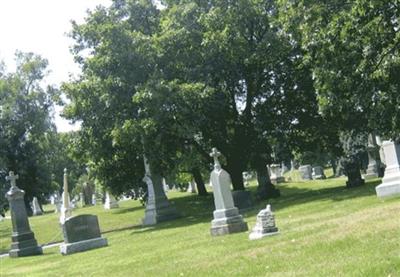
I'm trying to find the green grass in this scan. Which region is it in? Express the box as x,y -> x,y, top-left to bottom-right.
0,173 -> 399,276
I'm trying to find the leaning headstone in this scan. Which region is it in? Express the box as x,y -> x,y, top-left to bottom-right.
312,166 -> 326,180
104,191 -> 119,209
32,197 -> 43,216
142,155 -> 180,225
249,204 -> 279,240
299,165 -> 312,180
209,148 -> 248,236
60,214 -> 108,255
269,164 -> 285,184
376,141 -> 400,198
60,168 -> 72,224
5,171 -> 43,257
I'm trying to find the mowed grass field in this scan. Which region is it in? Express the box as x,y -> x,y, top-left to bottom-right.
0,172 -> 399,276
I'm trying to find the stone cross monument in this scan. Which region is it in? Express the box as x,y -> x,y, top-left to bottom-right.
209,148 -> 248,236
142,155 -> 179,225
60,168 -> 72,224
5,171 -> 43,257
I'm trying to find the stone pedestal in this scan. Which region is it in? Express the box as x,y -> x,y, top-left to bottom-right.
5,172 -> 43,257
209,148 -> 248,236
142,156 -> 180,225
312,166 -> 326,180
249,204 -> 279,240
376,141 -> 400,198
104,192 -> 119,209
32,197 -> 43,216
299,165 -> 312,180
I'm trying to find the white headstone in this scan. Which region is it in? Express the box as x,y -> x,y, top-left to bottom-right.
299,165 -> 312,180
209,148 -> 248,236
187,180 -> 197,193
32,197 -> 43,216
376,141 -> 400,198
249,204 -> 279,240
104,191 -> 119,209
92,194 -> 97,205
269,164 -> 284,184
60,168 -> 72,224
162,178 -> 169,193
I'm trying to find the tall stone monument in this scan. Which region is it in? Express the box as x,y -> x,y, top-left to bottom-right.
32,197 -> 43,216
142,155 -> 180,225
104,191 -> 119,209
376,141 -> 400,198
60,168 -> 72,224
209,148 -> 248,236
5,171 -> 43,257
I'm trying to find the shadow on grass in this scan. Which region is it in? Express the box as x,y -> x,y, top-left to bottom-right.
125,178 -> 381,234
110,206 -> 144,215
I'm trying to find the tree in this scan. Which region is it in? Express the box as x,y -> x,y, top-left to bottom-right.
0,52 -> 58,212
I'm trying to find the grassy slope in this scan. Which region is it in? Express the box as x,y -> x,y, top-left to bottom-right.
0,174 -> 399,276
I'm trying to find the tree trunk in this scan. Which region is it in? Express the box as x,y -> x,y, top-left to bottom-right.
256,164 -> 280,200
191,168 -> 208,196
226,159 -> 245,191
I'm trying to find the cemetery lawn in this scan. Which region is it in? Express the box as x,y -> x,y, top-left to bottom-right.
0,175 -> 399,276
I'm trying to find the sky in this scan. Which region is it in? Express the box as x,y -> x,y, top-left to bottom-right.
0,0 -> 111,132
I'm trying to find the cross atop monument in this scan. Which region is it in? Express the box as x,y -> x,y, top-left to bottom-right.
210,147 -> 222,170
6,171 -> 19,189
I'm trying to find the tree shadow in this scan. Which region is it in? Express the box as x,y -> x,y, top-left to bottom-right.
110,206 -> 144,215
124,178 -> 382,234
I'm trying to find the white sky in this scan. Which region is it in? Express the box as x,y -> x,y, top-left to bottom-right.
0,0 -> 111,132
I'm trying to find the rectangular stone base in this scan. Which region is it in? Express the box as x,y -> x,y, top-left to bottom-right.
376,181 -> 400,198
210,220 -> 248,236
9,245 -> 43,258
249,230 -> 279,240
60,237 -> 108,255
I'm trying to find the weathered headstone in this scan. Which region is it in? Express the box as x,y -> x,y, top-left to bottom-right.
79,192 -> 85,207
312,166 -> 326,180
376,141 -> 400,198
249,204 -> 279,240
299,165 -> 312,180
104,191 -> 119,209
32,197 -> 43,216
209,148 -> 248,236
142,155 -> 180,225
60,214 -> 108,255
60,168 -> 72,224
5,171 -> 43,257
269,164 -> 285,184
365,134 -> 381,179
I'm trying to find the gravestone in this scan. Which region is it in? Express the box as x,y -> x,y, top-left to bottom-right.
60,168 -> 72,224
312,166 -> 326,180
209,148 -> 248,236
269,164 -> 285,184
249,204 -> 279,240
299,165 -> 312,180
104,191 -> 119,209
187,180 -> 197,193
365,134 -> 381,179
376,141 -> 400,198
142,155 -> 180,225
60,214 -> 108,255
32,197 -> 43,216
242,171 -> 252,187
53,191 -> 61,213
79,192 -> 85,207
92,194 -> 97,205
5,171 -> 43,257
162,178 -> 169,193
281,162 -> 289,175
